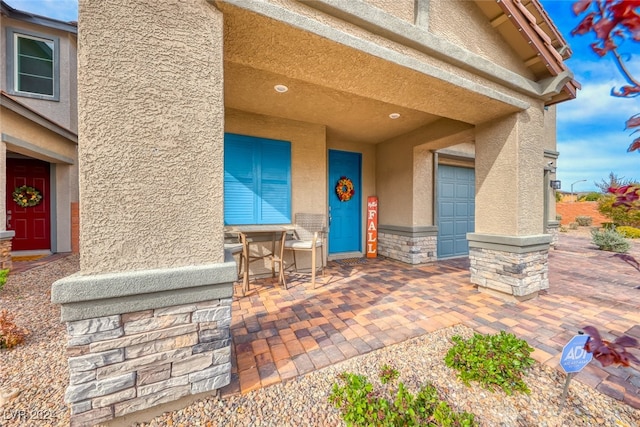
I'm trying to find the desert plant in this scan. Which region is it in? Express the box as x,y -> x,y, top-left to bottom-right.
444,331 -> 535,395
569,222 -> 579,230
555,191 -> 563,203
575,216 -> 593,226
616,226 -> 640,239
591,228 -> 630,253
556,214 -> 562,221
0,269 -> 8,292
579,192 -> 602,202
329,366 -> 476,426
583,326 -> 640,368
598,194 -> 640,227
0,309 -> 28,349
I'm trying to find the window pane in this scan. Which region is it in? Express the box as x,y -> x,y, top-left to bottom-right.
18,37 -> 53,60
16,36 -> 54,96
18,55 -> 53,78
18,74 -> 54,96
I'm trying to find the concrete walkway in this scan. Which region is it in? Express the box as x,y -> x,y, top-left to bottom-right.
224,231 -> 640,409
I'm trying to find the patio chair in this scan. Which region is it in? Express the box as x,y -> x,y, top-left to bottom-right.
224,231 -> 246,294
270,231 -> 288,289
283,213 -> 326,288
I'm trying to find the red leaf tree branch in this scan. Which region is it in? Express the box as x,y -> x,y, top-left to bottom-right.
572,1 -> 640,209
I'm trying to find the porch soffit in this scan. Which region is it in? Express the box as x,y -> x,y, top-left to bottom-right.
218,2 -> 530,144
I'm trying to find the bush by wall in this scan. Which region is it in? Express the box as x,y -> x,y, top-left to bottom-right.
575,216 -> 593,226
598,195 -> 640,227
591,228 -> 630,253
616,226 -> 640,239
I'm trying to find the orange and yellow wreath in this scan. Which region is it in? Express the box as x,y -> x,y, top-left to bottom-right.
335,176 -> 355,202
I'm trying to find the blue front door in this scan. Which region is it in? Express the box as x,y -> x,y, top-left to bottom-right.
328,150 -> 361,254
437,165 -> 475,258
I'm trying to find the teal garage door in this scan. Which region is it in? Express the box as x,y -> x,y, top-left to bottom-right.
437,165 -> 475,259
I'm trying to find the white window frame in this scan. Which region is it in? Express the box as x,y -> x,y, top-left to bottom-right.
6,28 -> 60,101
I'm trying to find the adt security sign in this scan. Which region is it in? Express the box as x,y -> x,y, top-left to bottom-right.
560,334 -> 593,373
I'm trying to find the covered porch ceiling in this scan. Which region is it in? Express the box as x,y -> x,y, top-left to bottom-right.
220,3 -> 528,145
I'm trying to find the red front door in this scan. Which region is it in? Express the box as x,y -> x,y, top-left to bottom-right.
6,159 -> 51,251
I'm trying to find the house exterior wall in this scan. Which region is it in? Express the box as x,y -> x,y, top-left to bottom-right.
2,109 -> 77,161
362,0 -> 415,23
54,0 -> 572,421
428,0 -> 535,79
1,9 -> 79,254
77,1 -> 224,275
2,107 -> 78,253
1,17 -> 77,133
52,2 -> 236,425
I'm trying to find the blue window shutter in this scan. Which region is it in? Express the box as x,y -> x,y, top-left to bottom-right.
224,134 -> 291,225
259,141 -> 291,224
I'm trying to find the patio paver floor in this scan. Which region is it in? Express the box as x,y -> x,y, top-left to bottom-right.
222,233 -> 640,410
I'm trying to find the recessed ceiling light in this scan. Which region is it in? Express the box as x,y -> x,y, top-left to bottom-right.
389,113 -> 400,119
274,84 -> 289,93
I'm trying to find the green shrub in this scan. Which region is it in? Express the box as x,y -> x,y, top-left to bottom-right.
556,214 -> 562,221
575,216 -> 593,226
580,192 -> 602,202
444,331 -> 535,395
598,194 -> 640,227
591,228 -> 630,253
616,226 -> 640,239
0,269 -> 8,292
329,366 -> 477,426
569,222 -> 579,230
601,222 -> 616,230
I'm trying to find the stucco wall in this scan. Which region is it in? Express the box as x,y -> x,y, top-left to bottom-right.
412,145 -> 434,226
362,0 -> 415,23
428,0 -> 534,79
0,17 -> 77,132
78,0 -> 225,274
225,109 -> 327,216
2,109 -> 77,161
475,106 -> 545,236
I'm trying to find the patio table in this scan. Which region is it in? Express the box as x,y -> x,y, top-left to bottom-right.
224,224 -> 293,295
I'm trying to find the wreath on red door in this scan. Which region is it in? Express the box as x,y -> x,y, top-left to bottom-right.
335,176 -> 355,202
12,185 -> 42,208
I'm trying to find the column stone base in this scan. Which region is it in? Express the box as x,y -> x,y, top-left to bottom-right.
546,220 -> 560,248
0,231 -> 15,271
51,255 -> 237,427
378,225 -> 437,264
467,233 -> 551,301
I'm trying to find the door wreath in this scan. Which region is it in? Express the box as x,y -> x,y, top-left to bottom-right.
335,176 -> 355,202
12,185 -> 42,208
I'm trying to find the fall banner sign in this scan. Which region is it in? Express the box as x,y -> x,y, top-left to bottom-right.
366,196 -> 378,258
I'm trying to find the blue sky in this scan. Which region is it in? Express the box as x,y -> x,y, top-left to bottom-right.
6,1 -> 638,192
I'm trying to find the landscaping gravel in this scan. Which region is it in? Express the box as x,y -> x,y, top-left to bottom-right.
1,254 -> 639,427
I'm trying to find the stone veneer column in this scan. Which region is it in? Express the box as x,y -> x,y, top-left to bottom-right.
467,233 -> 551,301
378,225 -> 437,264
51,1 -> 230,426
546,220 -> 560,248
473,110 -> 550,300
0,231 -> 15,270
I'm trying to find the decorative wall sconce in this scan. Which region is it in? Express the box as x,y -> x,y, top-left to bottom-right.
550,180 -> 561,190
